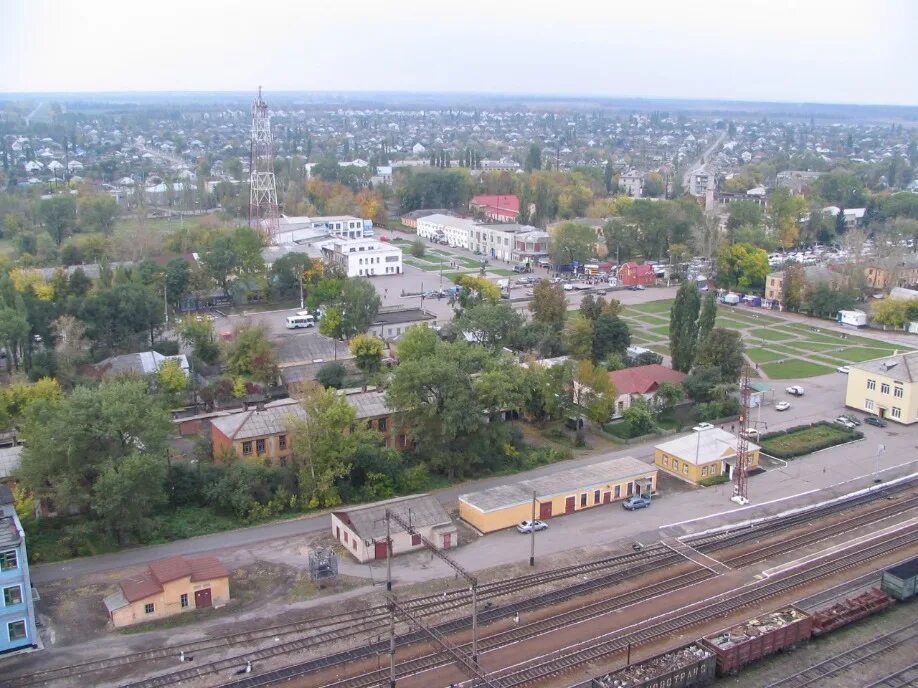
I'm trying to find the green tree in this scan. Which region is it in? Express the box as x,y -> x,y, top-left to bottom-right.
0,307 -> 29,371
623,399 -> 656,435
591,313 -> 630,362
409,238 -> 426,258
695,328 -> 745,382
572,359 -> 615,423
40,195 -> 77,245
338,278 -> 382,338
225,324 -> 279,384
525,144 -> 542,172
872,298 -> 918,328
395,325 -> 439,362
453,274 -> 501,309
290,385 -> 380,508
768,187 -> 807,248
726,201 -> 764,231
716,242 -> 769,290
156,358 -> 188,402
682,366 -> 723,402
92,454 -> 167,545
579,294 -> 604,321
698,292 -> 717,342
164,258 -> 190,309
642,173 -> 665,198
318,306 -> 344,340
456,302 -> 523,349
530,280 -> 567,330
782,262 -> 806,312
80,283 -> 164,351
78,193 -> 119,234
805,284 -> 857,318
18,379 -> 171,511
564,313 -> 594,360
349,333 -> 385,376
200,234 -> 237,296
669,281 -> 701,372
315,361 -> 346,388
549,222 -> 597,265
178,316 -> 220,365
654,381 -> 683,411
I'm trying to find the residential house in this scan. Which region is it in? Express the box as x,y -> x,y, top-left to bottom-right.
765,264 -> 847,307
319,237 -> 403,277
368,308 -> 437,341
0,485 -> 39,654
863,254 -> 918,290
416,214 -> 477,249
470,194 -> 520,223
341,388 -> 408,450
844,351 -> 918,425
776,170 -> 822,195
94,351 -> 189,379
210,400 -> 306,465
512,229 -> 551,265
103,555 -> 229,628
823,206 -> 866,230
479,159 -> 521,172
618,262 -> 656,286
654,428 -> 761,484
607,365 -> 687,418
619,171 -> 644,198
330,494 -> 456,563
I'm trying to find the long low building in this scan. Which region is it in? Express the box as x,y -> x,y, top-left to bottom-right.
459,456 -> 657,533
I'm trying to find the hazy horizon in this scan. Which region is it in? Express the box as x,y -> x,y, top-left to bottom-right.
2,0 -> 916,107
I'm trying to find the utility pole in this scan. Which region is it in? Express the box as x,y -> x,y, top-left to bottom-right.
248,86 -> 279,242
529,490 -> 536,567
299,270 -> 305,310
731,365 -> 751,505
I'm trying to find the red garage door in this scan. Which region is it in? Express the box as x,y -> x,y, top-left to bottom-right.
375,541 -> 389,560
194,588 -> 212,609
565,496 -> 576,514
539,502 -> 553,519
603,492 -> 611,504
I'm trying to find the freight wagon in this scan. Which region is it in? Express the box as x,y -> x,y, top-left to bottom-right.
699,606 -> 812,676
881,556 -> 918,601
591,644 -> 715,688
811,588 -> 891,636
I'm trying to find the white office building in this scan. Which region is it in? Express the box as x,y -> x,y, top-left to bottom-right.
320,238 -> 403,278
416,214 -> 477,249
275,215 -> 372,244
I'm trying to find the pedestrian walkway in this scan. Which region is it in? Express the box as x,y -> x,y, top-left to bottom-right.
661,536 -> 733,575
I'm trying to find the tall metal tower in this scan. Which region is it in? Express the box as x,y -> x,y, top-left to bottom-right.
248,86 -> 279,241
731,365 -> 751,505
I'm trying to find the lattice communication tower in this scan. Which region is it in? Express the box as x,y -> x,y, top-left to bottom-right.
248,86 -> 279,241
732,365 -> 751,504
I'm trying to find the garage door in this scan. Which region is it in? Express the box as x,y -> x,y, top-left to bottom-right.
539,502 -> 553,519
375,541 -> 389,560
565,496 -> 576,514
603,492 -> 611,504
194,588 -> 212,609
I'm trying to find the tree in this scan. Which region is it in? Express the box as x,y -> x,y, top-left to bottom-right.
200,234 -> 237,296
572,359 -> 615,423
726,201 -> 764,231
695,328 -> 745,382
682,366 -> 723,402
579,294 -> 603,321
178,316 -> 220,365
669,281 -> 701,372
698,292 -> 717,342
456,302 -> 523,349
51,315 -> 87,386
349,334 -> 385,376
18,379 -> 171,511
453,274 -> 501,310
318,306 -> 344,340
164,258 -> 190,309
290,385 -> 379,508
395,325 -> 439,362
782,262 -> 806,312
225,324 -> 279,384
268,253 -> 313,301
409,238 -> 426,258
564,313 -> 594,360
805,284 -> 857,318
623,399 -> 656,435
0,307 -> 29,371
716,242 -> 770,291
530,280 -> 567,330
93,454 -> 167,544
592,313 -> 630,362
78,193 -> 119,234
654,381 -> 683,411
642,173 -> 665,198
549,222 -> 597,265
872,298 -> 918,328
768,187 -> 807,248
80,283 -> 164,352
40,195 -> 77,245
337,278 -> 381,338
525,144 -> 542,172
156,358 -> 188,401
316,361 -> 347,388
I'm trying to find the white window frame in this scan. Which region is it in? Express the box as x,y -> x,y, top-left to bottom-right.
866,379 -> 876,390
891,407 -> 902,419
7,619 -> 27,642
893,386 -> 903,398
880,383 -> 890,395
3,584 -> 23,607
0,549 -> 17,571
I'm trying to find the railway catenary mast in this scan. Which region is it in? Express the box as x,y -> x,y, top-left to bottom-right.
732,365 -> 751,505
248,86 -> 279,241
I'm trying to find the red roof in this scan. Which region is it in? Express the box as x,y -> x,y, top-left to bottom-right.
471,194 -> 520,215
620,262 -> 655,276
119,555 -> 229,603
607,364 -> 686,395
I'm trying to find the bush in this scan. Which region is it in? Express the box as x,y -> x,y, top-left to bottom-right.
152,340 -> 180,356
758,421 -> 862,459
410,238 -> 426,258
316,362 -> 346,389
699,474 -> 729,487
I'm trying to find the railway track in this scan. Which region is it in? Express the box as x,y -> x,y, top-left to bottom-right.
863,661 -> 918,688
10,478 -> 915,688
763,620 -> 918,687
480,528 -> 918,688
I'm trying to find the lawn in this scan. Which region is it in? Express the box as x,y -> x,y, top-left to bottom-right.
761,360 -> 836,379
759,422 -> 861,459
648,344 -> 671,356
649,325 -> 670,337
488,268 -> 515,277
834,346 -> 910,362
747,347 -> 785,364
631,314 -> 671,326
629,299 -> 674,314
749,328 -> 792,342
714,317 -> 753,330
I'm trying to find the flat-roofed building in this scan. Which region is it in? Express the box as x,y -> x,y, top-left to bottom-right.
319,237 -> 402,277
416,214 -> 476,249
458,456 -> 657,533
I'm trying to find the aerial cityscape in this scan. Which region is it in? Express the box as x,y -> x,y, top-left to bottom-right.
0,1 -> 916,688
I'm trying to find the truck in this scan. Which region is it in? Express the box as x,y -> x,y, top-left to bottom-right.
722,293 -> 741,305
837,309 -> 867,327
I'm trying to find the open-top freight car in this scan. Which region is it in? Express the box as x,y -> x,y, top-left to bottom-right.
699,606 -> 812,676
591,643 -> 715,688
881,556 -> 918,601
811,588 -> 891,635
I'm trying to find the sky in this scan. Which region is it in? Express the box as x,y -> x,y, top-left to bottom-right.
1,0 -> 916,106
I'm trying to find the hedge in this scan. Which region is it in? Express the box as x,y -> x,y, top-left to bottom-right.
758,421 -> 863,459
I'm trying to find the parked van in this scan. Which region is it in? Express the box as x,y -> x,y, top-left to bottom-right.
286,314 -> 315,329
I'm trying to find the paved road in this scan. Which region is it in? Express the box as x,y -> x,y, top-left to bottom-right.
682,130 -> 728,192
30,366 -> 917,585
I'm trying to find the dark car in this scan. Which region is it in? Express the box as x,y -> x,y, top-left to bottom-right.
622,495 -> 651,510
864,416 -> 887,428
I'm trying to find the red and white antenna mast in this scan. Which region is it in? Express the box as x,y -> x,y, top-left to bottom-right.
248,86 -> 279,242
732,365 -> 751,505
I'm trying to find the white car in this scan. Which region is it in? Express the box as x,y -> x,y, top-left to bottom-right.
837,366 -> 850,374
563,283 -> 574,291
692,422 -> 715,432
516,520 -> 548,534
775,401 -> 791,411
742,428 -> 760,439
785,385 -> 805,396
834,416 -> 857,429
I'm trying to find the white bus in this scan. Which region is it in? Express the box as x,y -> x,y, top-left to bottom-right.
285,314 -> 315,329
